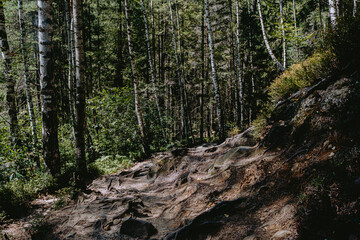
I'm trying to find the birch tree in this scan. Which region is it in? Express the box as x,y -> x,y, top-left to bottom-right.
168,0 -> 188,143
18,0 -> 38,162
125,0 -> 150,156
38,0 -> 61,175
204,0 -> 224,141
354,0 -> 357,16
73,0 -> 88,184
257,0 -> 285,71
279,0 -> 286,68
235,0 -> 243,128
140,0 -> 165,139
329,0 -> 337,26
65,0 -> 75,121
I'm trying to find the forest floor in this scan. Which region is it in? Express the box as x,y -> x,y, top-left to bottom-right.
2,73 -> 360,240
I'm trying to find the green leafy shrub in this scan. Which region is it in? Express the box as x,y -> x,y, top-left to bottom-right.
87,88 -> 168,159
269,50 -> 336,103
0,172 -> 53,218
88,155 -> 133,175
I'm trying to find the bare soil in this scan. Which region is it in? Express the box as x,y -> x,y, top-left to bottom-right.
2,74 -> 360,240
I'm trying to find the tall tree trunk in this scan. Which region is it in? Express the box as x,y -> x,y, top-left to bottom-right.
204,0 -> 224,141
247,0 -> 255,124
140,0 -> 166,139
0,1 -> 18,146
18,0 -> 38,162
32,13 -> 42,112
318,0 -> 324,30
292,0 -> 297,37
150,0 -> 156,74
257,0 -> 285,71
168,0 -> 188,143
329,0 -> 337,26
38,0 -> 61,176
125,0 -> 150,156
65,0 -> 75,123
292,0 -> 299,58
279,0 -> 286,68
115,0 -> 123,88
235,0 -> 243,128
73,0 -> 88,185
200,7 -> 205,141
354,0 -> 357,16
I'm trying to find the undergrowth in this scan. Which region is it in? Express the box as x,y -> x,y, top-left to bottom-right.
252,15 -> 360,140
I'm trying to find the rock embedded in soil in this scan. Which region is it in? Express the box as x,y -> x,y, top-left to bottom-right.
120,218 -> 157,239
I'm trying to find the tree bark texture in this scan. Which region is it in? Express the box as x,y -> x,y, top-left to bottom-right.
38,0 -> 61,175
73,0 -> 88,184
204,0 -> 224,141
279,0 -> 286,68
257,0 -> 285,71
235,0 -> 243,128
329,0 -> 337,26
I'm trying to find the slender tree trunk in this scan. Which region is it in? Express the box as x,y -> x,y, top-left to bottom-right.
0,2 -> 18,146
292,0 -> 300,59
204,0 -> 224,141
73,0 -> 88,185
31,13 -> 41,112
65,0 -> 75,123
115,0 -> 123,88
279,0 -> 286,68
125,0 -> 150,156
200,7 -> 205,141
235,0 -> 243,128
140,0 -> 166,139
329,0 -> 337,26
319,0 -> 324,30
247,0 -> 255,124
292,0 -> 297,37
354,0 -> 357,16
168,0 -> 188,143
150,0 -> 156,74
18,0 -> 38,162
257,0 -> 285,71
38,0 -> 61,176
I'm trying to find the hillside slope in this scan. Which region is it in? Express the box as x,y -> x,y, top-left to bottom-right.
2,70 -> 360,240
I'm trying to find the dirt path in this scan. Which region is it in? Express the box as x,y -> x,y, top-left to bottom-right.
29,129 -> 303,240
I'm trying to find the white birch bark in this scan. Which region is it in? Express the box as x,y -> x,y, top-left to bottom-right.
140,0 -> 166,139
168,0 -> 188,143
18,0 -> 38,160
73,0 -> 88,184
354,0 -> 357,16
235,0 -> 243,128
257,0 -> 285,71
38,0 -> 61,175
125,0 -> 150,156
279,0 -> 286,68
65,0 -> 74,122
329,0 -> 337,26
204,0 -> 224,141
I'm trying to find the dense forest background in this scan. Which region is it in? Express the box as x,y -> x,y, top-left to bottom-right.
0,0 -> 359,219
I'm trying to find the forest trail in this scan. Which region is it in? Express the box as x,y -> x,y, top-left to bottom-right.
2,72 -> 360,239
43,128 -> 303,240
